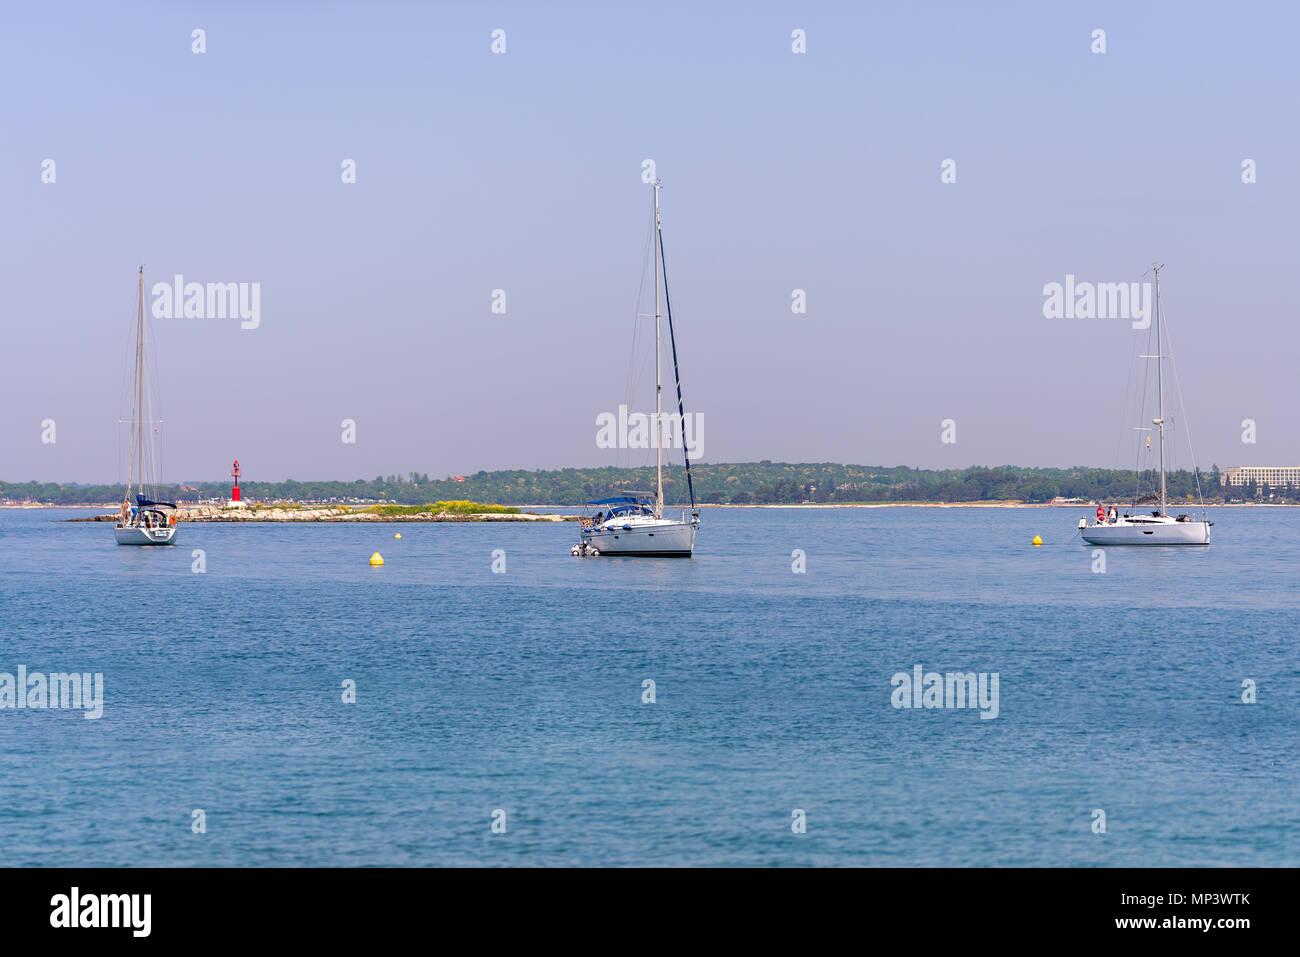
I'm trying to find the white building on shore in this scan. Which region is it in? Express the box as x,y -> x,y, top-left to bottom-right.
1223,465 -> 1300,487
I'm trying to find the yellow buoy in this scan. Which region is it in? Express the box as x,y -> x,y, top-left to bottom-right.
369,552 -> 384,566
394,533 -> 402,539
1031,536 -> 1043,546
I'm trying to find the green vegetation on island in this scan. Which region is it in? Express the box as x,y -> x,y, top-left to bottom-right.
3,462 -> 1281,507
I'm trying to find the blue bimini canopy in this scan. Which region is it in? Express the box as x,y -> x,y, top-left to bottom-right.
587,494 -> 653,507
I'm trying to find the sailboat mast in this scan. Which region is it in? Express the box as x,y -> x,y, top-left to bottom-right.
1154,266 -> 1166,514
653,181 -> 663,519
136,266 -> 146,498
124,267 -> 143,510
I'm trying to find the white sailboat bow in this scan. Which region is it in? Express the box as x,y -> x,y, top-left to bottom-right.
1080,266 -> 1210,546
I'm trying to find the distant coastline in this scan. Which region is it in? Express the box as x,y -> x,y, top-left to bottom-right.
696,501 -> 1292,508
26,501 -> 1296,521
4,461 -> 1285,509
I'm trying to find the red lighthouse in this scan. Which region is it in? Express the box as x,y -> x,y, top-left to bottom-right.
230,459 -> 242,503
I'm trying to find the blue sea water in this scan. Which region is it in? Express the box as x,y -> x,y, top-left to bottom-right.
0,505 -> 1295,867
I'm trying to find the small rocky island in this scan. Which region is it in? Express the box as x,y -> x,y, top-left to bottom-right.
71,502 -> 576,523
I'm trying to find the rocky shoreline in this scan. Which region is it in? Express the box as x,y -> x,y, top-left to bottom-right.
70,505 -> 576,523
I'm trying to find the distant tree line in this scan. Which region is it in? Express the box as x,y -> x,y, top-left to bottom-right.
2,462 -> 1271,506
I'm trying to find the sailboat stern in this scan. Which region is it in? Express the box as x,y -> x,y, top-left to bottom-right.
115,523 -> 178,546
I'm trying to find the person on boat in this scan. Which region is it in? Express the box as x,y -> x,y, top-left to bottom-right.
1095,505 -> 1106,525
1107,505 -> 1118,524
594,510 -> 604,525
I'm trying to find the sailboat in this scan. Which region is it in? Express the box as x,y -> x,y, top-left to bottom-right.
1079,266 -> 1210,546
115,266 -> 178,546
573,181 -> 699,557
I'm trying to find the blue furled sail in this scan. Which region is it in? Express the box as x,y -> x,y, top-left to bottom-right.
657,226 -> 696,510
136,493 -> 176,509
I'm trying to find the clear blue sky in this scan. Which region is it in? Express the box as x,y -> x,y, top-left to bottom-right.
2,1 -> 1296,483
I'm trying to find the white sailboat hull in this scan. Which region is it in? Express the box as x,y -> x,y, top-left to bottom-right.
581,518 -> 696,556
1081,519 -> 1209,546
115,524 -> 177,546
